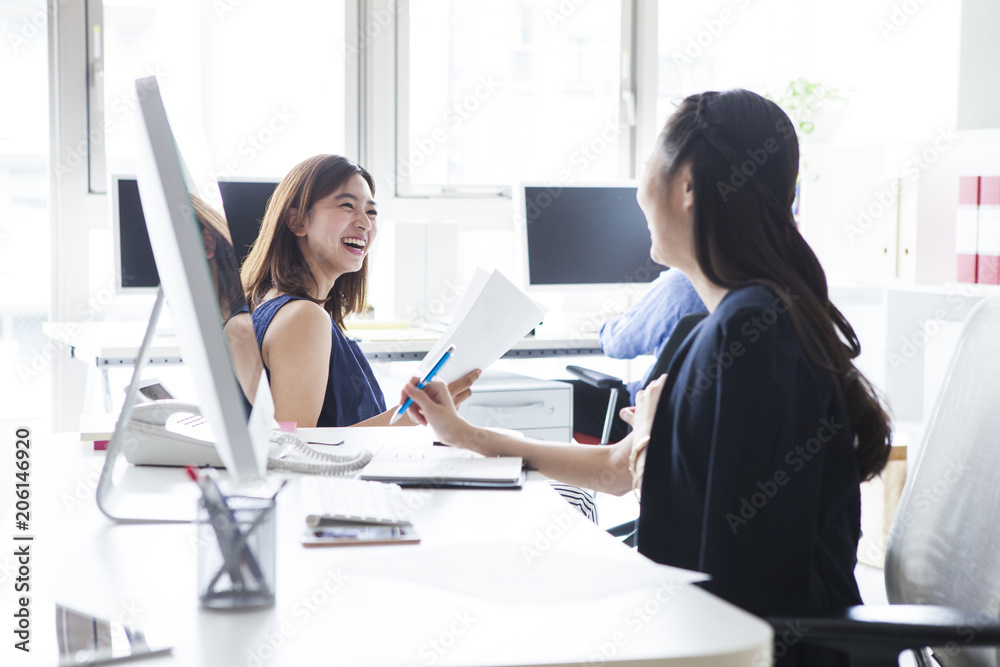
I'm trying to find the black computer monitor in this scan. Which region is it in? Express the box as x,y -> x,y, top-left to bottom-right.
519,183 -> 666,289
112,175 -> 278,290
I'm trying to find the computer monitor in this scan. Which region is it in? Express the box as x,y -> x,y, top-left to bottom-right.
519,183 -> 666,289
112,175 -> 278,290
218,179 -> 280,259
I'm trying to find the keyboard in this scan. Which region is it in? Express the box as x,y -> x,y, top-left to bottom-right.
301,477 -> 417,527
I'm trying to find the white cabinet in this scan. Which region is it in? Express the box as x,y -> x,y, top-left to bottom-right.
458,371 -> 573,442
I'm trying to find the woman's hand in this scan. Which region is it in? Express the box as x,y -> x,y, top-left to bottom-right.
392,369 -> 481,427
400,378 -> 474,447
447,369 -> 481,407
621,374 -> 666,492
625,374 -> 666,443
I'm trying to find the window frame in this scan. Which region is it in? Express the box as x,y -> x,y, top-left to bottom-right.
390,0 -> 650,199
84,0 -> 661,201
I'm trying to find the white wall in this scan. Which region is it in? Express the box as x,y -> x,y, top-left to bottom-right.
957,0 -> 1000,132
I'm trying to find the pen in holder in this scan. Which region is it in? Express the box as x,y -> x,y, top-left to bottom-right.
197,494 -> 276,610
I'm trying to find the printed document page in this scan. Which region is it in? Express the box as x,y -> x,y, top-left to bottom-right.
417,268 -> 547,383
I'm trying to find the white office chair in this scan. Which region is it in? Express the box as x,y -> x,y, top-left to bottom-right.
767,296 -> 1000,666
883,295 -> 1000,666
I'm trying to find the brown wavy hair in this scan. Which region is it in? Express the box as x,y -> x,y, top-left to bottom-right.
240,155 -> 375,330
657,90 -> 892,481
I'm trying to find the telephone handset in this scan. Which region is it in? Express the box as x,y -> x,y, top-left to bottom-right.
121,399 -> 371,476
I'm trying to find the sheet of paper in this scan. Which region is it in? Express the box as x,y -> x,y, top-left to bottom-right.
417,269 -> 547,383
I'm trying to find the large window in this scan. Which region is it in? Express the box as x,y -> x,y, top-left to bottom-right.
98,0 -> 348,190
398,0 -> 626,195
654,0 -> 961,279
0,0 -> 50,422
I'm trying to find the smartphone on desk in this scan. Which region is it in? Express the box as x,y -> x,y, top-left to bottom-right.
301,524 -> 421,547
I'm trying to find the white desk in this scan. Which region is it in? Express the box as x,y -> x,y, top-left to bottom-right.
3,434 -> 773,666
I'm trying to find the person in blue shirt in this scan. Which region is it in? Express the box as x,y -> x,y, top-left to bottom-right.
399,90 -> 892,666
599,268 -> 706,403
571,268 -> 706,441
238,155 -> 479,428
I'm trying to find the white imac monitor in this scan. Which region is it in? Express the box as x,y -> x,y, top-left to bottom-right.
96,76 -> 269,522
131,76 -> 266,482
518,183 -> 666,290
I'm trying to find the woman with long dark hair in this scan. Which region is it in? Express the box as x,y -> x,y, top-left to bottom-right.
399,90 -> 892,666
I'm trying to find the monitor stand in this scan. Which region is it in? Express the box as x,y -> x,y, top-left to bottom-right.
95,287 -> 200,522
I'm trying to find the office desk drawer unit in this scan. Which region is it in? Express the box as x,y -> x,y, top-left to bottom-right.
457,371 -> 573,442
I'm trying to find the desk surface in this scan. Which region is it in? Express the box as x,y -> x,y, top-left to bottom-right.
44,321 -> 603,364
3,435 -> 772,666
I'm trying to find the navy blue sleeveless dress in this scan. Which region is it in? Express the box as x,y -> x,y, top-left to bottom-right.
250,295 -> 386,427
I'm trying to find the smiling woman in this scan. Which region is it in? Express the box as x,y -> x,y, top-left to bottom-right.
239,155 -> 479,428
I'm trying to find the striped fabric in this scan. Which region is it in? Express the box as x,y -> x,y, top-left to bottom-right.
549,482 -> 598,524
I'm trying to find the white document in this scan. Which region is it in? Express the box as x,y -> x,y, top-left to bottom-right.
417,269 -> 547,383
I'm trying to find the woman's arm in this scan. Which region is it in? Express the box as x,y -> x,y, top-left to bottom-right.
224,312 -> 263,403
402,379 -> 636,494
618,374 -> 667,492
260,299 -> 332,428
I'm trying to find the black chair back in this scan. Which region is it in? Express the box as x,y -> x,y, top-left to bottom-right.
641,312 -> 708,389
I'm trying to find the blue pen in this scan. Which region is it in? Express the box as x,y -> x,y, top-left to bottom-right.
390,344 -> 456,425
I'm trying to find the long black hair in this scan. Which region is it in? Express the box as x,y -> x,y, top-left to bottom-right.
658,89 -> 891,481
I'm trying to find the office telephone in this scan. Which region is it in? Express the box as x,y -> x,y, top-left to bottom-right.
121,400 -> 372,475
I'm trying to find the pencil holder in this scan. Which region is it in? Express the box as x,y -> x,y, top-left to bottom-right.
197,495 -> 276,610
